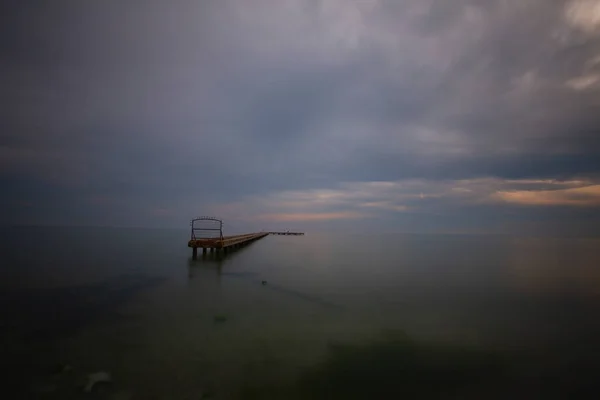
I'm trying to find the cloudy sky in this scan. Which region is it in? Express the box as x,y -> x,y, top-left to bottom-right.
2,0 -> 600,234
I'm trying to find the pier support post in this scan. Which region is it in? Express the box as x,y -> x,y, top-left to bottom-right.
202,248 -> 207,255
192,247 -> 198,260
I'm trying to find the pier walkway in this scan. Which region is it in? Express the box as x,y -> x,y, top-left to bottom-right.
188,217 -> 303,259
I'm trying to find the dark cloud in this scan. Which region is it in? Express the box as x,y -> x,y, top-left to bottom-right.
2,0 -> 600,232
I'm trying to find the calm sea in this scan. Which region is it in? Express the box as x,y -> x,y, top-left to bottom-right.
2,226 -> 600,399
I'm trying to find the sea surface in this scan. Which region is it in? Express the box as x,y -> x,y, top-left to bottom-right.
2,226 -> 600,399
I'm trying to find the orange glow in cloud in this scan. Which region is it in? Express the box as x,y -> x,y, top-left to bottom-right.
252,211 -> 367,222
494,185 -> 600,206
359,201 -> 408,211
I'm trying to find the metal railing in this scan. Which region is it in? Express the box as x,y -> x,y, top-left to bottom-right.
190,216 -> 223,241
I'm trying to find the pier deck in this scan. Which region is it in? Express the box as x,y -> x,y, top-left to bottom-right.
188,217 -> 304,259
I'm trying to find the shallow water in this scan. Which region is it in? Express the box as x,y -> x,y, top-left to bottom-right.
2,227 -> 600,398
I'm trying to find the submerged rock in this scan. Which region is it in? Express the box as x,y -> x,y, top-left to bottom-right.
83,371 -> 112,393
213,315 -> 227,323
200,389 -> 214,399
50,363 -> 73,375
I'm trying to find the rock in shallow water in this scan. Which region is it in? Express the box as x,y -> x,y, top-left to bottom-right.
50,363 -> 73,375
213,315 -> 227,323
83,371 -> 112,393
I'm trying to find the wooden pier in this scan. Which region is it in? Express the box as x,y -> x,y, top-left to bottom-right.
188,232 -> 269,259
188,217 -> 303,260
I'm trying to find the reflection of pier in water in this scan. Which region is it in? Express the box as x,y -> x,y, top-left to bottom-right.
187,217 -> 304,260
